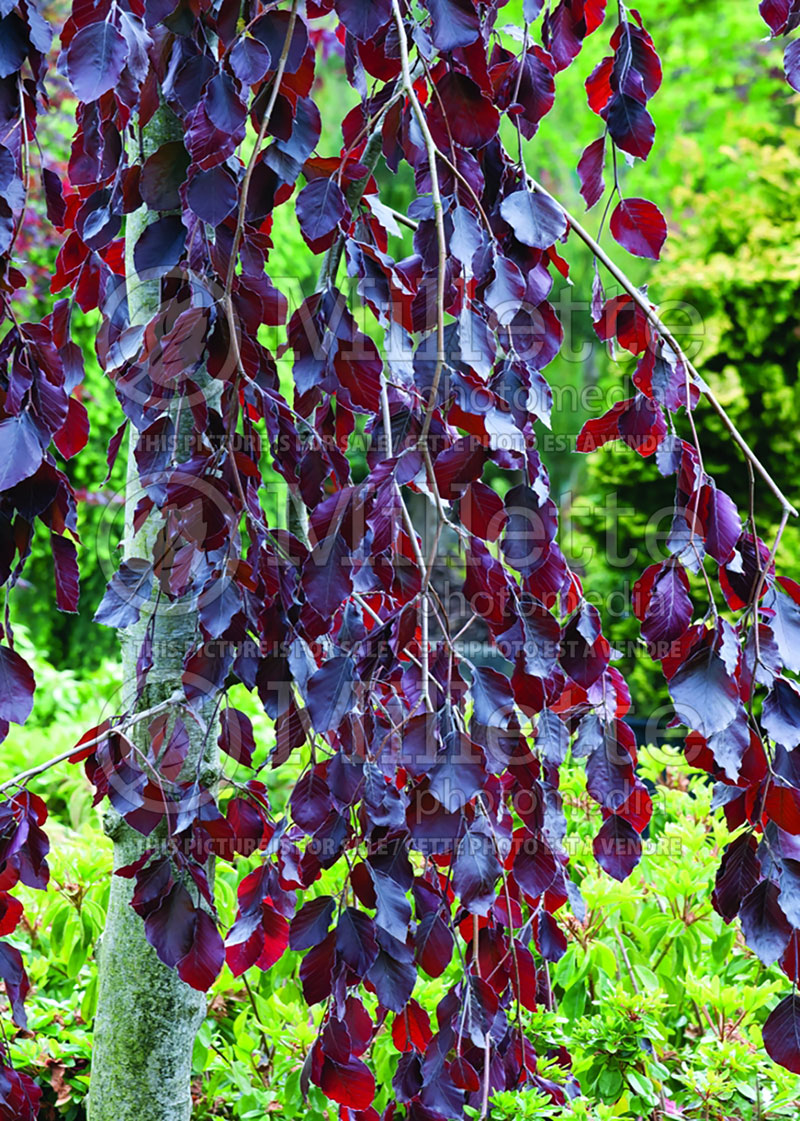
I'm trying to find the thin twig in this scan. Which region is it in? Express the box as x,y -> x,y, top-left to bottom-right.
526,176 -> 798,517
225,0 -> 299,298
391,0 -> 447,447
0,693 -> 184,796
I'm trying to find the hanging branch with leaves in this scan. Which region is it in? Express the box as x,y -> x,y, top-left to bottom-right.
2,0 -> 800,1116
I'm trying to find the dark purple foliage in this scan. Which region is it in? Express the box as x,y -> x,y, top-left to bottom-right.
0,0 -> 798,1110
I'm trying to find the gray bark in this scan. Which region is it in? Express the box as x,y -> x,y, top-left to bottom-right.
88,106 -> 216,1121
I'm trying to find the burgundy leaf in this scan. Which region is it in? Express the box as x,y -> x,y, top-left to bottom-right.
336,906 -> 378,974
428,0 -> 480,50
0,940 -> 30,1028
668,642 -> 738,738
604,93 -> 655,160
0,645 -> 35,725
429,72 -> 500,149
319,1053 -> 376,1110
415,910 -> 453,978
577,137 -> 606,209
501,484 -> 558,575
0,415 -> 44,491
513,834 -> 557,898
334,0 -> 391,40
785,39 -> 800,92
452,826 -> 501,914
500,190 -> 567,250
52,534 -> 80,614
66,23 -> 128,103
133,215 -> 186,279
768,581 -> 800,674
177,909 -> 224,991
290,895 -> 335,951
712,833 -> 761,922
763,994 -> 800,1073
740,880 -> 792,965
367,928 -> 416,1011
593,814 -> 642,881
610,197 -> 667,259
460,480 -> 506,541
53,396 -> 90,459
762,678 -> 800,750
635,561 -> 692,653
306,656 -> 357,733
218,708 -> 256,769
140,142 -> 190,211
297,177 -> 348,251
144,881 -> 196,968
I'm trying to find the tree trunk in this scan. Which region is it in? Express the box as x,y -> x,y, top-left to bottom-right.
88,106 -> 214,1121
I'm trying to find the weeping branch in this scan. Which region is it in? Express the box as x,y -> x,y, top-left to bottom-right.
526,175 -> 798,518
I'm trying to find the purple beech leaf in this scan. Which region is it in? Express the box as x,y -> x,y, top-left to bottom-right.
299,930 -> 336,1004
513,833 -> 557,898
0,645 -> 35,725
429,72 -> 500,148
697,485 -> 741,565
765,583 -> 800,674
94,559 -> 153,629
0,415 -> 43,490
0,941 -> 30,1028
144,881 -> 196,968
535,910 -> 567,962
139,141 -> 190,211
485,254 -> 526,325
577,137 -> 606,209
785,39 -> 800,92
610,197 -> 667,259
415,910 -> 453,978
66,23 -> 129,103
133,215 -> 186,279
336,906 -> 378,974
290,896 -> 335,951
334,0 -> 391,40
501,484 -> 558,575
297,177 -> 348,251
370,868 -> 412,938
708,716 -> 750,782
762,678 -> 800,749
318,1052 -> 376,1110
290,770 -> 332,833
604,93 -> 655,160
593,814 -> 642,881
367,928 -> 416,1012
218,709 -> 256,769
777,859 -> 800,927
585,741 -> 635,812
764,993 -> 800,1073
740,880 -> 792,965
668,643 -> 739,738
177,909 -> 224,991
470,665 -> 515,729
428,0 -> 481,49
712,833 -> 761,922
452,825 -> 501,914
51,534 -> 80,614
499,190 -> 567,249
303,534 -> 353,618
537,708 -> 569,765
306,656 -> 357,733
638,562 -> 692,651
187,167 -> 238,226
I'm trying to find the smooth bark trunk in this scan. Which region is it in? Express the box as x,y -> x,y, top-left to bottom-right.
88,106 -> 214,1121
